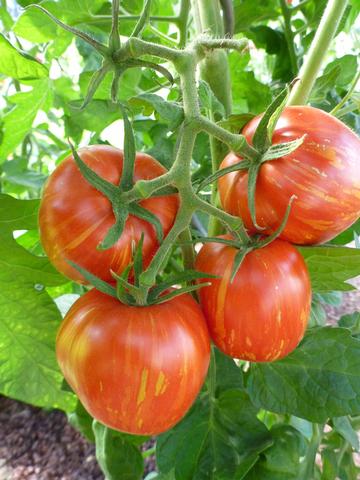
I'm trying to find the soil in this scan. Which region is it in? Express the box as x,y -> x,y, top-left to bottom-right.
0,285 -> 359,480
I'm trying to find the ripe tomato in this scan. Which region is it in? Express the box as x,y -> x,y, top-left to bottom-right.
219,106 -> 360,244
39,145 -> 178,283
56,289 -> 210,435
195,238 -> 311,362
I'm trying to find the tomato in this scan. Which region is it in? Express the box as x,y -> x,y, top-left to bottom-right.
219,106 -> 360,244
56,289 -> 210,435
195,238 -> 311,362
39,145 -> 178,283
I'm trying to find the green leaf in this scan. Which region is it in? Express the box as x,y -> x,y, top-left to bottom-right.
157,349 -> 272,480
68,400 -> 95,443
65,99 -> 122,141
309,299 -> 327,327
0,195 -> 74,411
332,416 -> 359,451
297,245 -> 360,292
14,0 -> 105,42
93,421 -> 144,480
244,425 -> 308,480
0,79 -> 52,162
323,55 -> 358,87
331,218 -> 360,245
310,65 -> 342,103
248,327 -> 360,423
217,113 -> 255,133
338,312 -> 360,336
0,33 -> 48,80
198,80 -> 226,118
0,193 -> 39,232
130,93 -> 184,130
233,0 -> 279,32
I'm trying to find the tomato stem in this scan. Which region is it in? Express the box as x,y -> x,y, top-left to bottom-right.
288,0 -> 349,106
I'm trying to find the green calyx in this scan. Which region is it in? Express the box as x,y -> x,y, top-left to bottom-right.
27,1 -> 174,109
68,108 -> 164,252
199,83 -> 305,230
70,235 -> 216,307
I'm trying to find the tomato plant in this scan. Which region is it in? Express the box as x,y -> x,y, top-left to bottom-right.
56,288 -> 210,435
195,238 -> 311,361
39,145 -> 178,283
219,106 -> 360,245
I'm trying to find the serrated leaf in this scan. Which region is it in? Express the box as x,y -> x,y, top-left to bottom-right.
130,93 -> 184,130
297,245 -> 360,292
248,327 -> 360,423
0,195 -> 74,411
0,79 -> 52,162
0,33 -> 48,80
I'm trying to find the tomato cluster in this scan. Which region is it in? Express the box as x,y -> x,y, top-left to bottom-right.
40,106 -> 360,435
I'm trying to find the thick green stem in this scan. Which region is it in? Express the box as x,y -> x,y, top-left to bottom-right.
196,116 -> 260,160
192,0 -> 233,235
179,228 -> 196,271
115,37 -> 182,63
301,424 -> 324,480
279,0 -> 298,75
288,0 -> 349,106
178,0 -> 190,47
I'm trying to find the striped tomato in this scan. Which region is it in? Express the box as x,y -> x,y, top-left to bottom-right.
56,289 -> 210,435
195,238 -> 311,362
219,106 -> 360,244
39,145 -> 178,283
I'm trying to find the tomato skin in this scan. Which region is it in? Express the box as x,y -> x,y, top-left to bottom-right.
56,290 -> 210,435
219,106 -> 360,244
39,145 -> 178,283
195,239 -> 311,362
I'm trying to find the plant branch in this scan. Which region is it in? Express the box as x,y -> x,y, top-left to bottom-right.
288,0 -> 349,105
178,0 -> 190,47
196,116 -> 260,161
115,37 -> 182,63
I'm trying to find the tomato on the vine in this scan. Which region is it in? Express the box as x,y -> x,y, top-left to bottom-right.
219,106 -> 360,245
39,145 -> 178,283
195,238 -> 311,362
56,289 -> 210,435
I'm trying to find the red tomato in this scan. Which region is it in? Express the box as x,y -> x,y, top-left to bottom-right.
219,106 -> 360,244
56,289 -> 210,435
39,145 -> 178,283
195,238 -> 311,362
